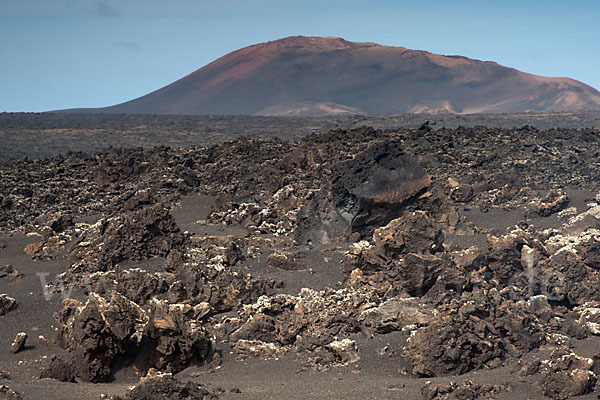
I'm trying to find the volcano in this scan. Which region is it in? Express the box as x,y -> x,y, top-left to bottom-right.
63,36 -> 600,116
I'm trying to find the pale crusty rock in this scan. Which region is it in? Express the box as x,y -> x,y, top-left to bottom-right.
359,297 -> 434,334
576,302 -> 600,335
326,339 -> 360,365
233,339 -> 282,360
521,245 -> 539,269
9,332 -> 27,354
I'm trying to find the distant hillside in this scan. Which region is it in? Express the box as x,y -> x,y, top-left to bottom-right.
60,36 -> 600,116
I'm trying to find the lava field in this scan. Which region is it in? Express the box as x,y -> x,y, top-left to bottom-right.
2,122 -> 600,399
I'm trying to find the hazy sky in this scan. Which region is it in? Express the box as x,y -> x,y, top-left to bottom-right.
1,0 -> 599,112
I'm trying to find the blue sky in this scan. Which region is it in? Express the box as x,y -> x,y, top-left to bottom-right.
1,0 -> 599,112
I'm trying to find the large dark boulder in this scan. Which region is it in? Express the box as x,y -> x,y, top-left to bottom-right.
295,140 -> 431,244
331,140 -> 431,233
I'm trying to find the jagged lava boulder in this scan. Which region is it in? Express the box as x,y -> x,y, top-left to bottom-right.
296,139 -> 431,244
331,140 -> 431,234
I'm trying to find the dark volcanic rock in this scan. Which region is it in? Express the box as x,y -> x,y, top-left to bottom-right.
0,384 -> 22,400
294,186 -> 353,245
0,265 -> 16,280
576,240 -> 600,270
342,211 -> 446,298
122,372 -> 218,400
54,292 -> 213,382
0,295 -> 17,316
545,251 -> 600,306
55,293 -> 147,382
138,299 -> 213,374
542,369 -> 596,400
420,380 -> 511,400
370,211 -> 444,256
266,252 -> 304,271
39,354 -> 76,383
70,204 -> 187,273
406,291 -> 546,377
449,184 -> 474,203
81,251 -> 280,315
164,267 -> 281,314
87,269 -> 169,306
540,350 -> 597,400
32,212 -> 73,234
331,140 -> 430,234
527,189 -> 569,217
484,233 -> 527,285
